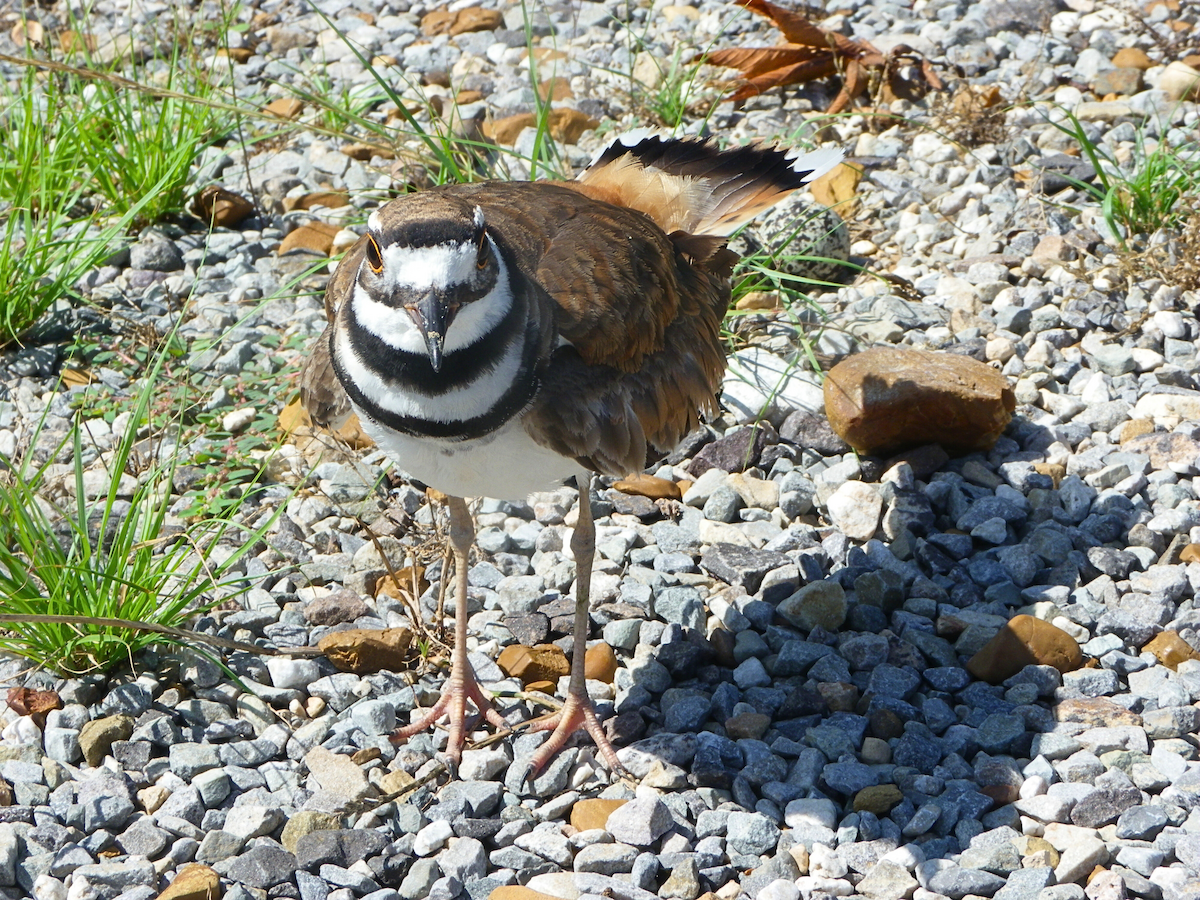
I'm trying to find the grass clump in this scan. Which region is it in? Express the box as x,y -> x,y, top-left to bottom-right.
1053,107 -> 1200,243
0,342 -> 280,676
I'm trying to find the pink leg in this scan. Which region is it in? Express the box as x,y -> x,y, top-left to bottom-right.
527,474 -> 624,775
389,495 -> 508,764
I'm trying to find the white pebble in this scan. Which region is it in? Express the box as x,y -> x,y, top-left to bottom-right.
222,406 -> 257,433
414,819 -> 455,856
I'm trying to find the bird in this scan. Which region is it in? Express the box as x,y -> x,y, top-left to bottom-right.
299,134 -> 842,776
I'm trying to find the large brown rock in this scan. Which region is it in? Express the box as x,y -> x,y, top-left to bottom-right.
497,644 -> 569,684
966,615 -> 1082,684
79,715 -> 135,767
571,798 -> 628,831
824,347 -> 1015,456
318,628 -> 412,674
1145,631 -> 1200,670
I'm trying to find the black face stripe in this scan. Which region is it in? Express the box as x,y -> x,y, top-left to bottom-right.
344,284 -> 524,396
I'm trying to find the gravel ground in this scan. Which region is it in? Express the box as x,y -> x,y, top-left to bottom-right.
3,1 -> 1200,900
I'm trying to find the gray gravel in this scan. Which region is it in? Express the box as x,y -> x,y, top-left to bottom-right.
3,0 -> 1200,900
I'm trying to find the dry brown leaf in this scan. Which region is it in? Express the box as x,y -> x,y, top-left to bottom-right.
190,186 -> 255,228
705,45 -> 828,80
707,0 -> 942,112
60,368 -> 94,388
808,162 -> 863,219
6,686 -> 62,721
281,397 -> 375,450
11,20 -> 45,48
376,565 -> 428,603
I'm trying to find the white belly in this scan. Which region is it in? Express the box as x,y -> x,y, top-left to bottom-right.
358,408 -> 584,501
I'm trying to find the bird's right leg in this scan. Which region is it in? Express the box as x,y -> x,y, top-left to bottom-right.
389,495 -> 509,764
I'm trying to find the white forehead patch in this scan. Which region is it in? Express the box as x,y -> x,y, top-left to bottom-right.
375,241 -> 479,292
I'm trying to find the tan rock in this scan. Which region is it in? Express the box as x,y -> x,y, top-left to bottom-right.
279,222 -> 340,256
420,9 -> 455,35
570,797 -> 627,832
1112,47 -> 1153,69
1145,631 -> 1200,669
263,97 -> 304,119
548,108 -> 600,143
613,473 -> 681,501
79,715 -> 134,767
584,643 -> 618,683
725,712 -> 772,740
318,627 -> 412,674
1117,418 -> 1155,443
1056,698 -> 1142,728
450,7 -> 504,35
727,472 -> 780,510
1120,431 -> 1200,470
487,889 -> 562,900
1161,60 -> 1200,101
497,644 -> 569,684
854,784 -> 903,815
280,811 -> 341,853
293,190 -> 351,210
1092,67 -> 1143,96
217,47 -> 253,63
138,785 -> 169,814
485,108 -> 599,146
1180,545 -> 1200,564
156,863 -> 221,900
824,347 -> 1015,456
1020,836 -> 1060,868
966,614 -> 1082,684
1033,462 -> 1066,488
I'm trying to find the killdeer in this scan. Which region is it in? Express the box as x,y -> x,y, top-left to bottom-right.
300,134 -> 841,774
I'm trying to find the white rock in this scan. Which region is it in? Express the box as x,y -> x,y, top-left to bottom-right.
785,798 -> 839,830
1153,310 -> 1187,339
223,805 -> 284,840
414,819 -> 455,856
459,746 -> 511,781
758,879 -> 801,900
720,347 -> 824,424
222,406 -> 257,433
33,875 -> 67,900
825,481 -> 882,542
266,658 -> 321,690
810,844 -> 848,878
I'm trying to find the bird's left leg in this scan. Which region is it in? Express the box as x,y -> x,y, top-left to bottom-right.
527,472 -> 623,775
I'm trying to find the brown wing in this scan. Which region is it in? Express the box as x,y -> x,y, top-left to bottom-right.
298,236 -> 368,429
445,181 -> 688,373
433,181 -> 730,476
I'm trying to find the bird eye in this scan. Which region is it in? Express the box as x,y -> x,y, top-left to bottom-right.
365,235 -> 384,274
476,234 -> 490,270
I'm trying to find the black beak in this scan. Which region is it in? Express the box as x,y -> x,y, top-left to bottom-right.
407,292 -> 455,373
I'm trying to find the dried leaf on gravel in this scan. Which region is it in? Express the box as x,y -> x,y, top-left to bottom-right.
6,686 -> 62,720
705,0 -> 943,113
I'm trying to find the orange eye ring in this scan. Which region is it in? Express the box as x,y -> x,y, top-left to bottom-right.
476,234 -> 489,269
365,235 -> 384,273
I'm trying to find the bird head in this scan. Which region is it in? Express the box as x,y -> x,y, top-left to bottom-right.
352,201 -> 503,373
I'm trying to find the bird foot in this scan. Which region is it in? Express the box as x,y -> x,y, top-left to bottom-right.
526,687 -> 624,777
389,663 -> 510,765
